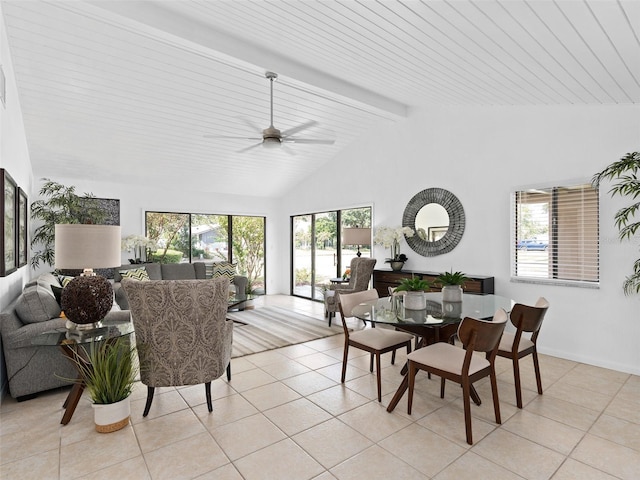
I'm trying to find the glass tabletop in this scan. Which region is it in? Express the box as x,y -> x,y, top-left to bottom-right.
31,320 -> 135,347
351,293 -> 514,328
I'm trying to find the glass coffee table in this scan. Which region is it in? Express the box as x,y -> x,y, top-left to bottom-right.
32,319 -> 134,425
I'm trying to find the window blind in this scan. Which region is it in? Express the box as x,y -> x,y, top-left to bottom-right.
512,183 -> 599,286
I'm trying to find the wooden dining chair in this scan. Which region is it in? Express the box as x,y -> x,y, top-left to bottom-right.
338,289 -> 414,402
407,309 -> 508,445
496,297 -> 549,408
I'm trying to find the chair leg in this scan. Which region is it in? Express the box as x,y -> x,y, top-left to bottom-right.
341,344 -> 349,383
391,349 -> 396,365
143,386 -> 155,417
440,377 -> 446,398
205,382 -> 213,412
461,379 -> 473,445
407,362 -> 416,414
490,369 -> 501,425
375,354 -> 382,402
226,362 -> 231,381
512,356 -> 523,408
369,353 -> 374,372
532,349 -> 543,394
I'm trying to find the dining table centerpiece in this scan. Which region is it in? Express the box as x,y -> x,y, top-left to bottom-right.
374,226 -> 415,271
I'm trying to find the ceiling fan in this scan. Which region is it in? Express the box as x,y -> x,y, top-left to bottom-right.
205,72 -> 335,153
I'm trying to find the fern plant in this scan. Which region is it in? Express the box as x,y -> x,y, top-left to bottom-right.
592,151 -> 640,295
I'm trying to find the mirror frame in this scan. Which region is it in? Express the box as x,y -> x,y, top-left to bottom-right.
402,188 -> 465,257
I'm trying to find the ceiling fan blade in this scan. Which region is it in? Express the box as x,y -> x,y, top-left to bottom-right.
282,145 -> 297,156
283,138 -> 335,145
239,117 -> 265,134
281,120 -> 318,138
236,142 -> 262,153
204,135 -> 263,140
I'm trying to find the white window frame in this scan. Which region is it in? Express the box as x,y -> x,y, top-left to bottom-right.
511,180 -> 599,289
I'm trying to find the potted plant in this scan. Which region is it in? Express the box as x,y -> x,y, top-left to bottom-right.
437,270 -> 469,302
395,276 -> 431,310
373,226 -> 415,271
64,337 -> 137,433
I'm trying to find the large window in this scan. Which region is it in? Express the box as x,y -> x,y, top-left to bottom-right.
512,183 -> 598,287
291,207 -> 371,301
146,212 -> 265,293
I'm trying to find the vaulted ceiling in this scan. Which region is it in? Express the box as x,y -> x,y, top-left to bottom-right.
3,1 -> 639,197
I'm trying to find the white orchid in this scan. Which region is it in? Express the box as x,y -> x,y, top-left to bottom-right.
373,226 -> 415,261
121,235 -> 157,253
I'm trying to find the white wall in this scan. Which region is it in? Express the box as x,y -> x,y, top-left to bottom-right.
0,4 -> 35,395
278,105 -> 640,375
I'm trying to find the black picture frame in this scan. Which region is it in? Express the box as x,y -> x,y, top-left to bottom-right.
17,187 -> 28,268
1,169 -> 17,276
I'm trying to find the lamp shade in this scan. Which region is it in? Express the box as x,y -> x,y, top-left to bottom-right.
55,224 -> 122,270
342,227 -> 371,246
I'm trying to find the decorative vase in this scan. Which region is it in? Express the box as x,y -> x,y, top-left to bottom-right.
92,397 -> 131,433
404,291 -> 426,310
442,285 -> 463,303
389,261 -> 404,272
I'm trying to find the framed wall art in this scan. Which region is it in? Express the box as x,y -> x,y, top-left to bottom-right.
17,187 -> 28,268
1,169 -> 17,276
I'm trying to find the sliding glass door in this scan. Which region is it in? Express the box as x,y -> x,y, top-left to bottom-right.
291,206 -> 371,301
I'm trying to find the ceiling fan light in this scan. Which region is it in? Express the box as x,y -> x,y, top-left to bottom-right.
262,137 -> 281,148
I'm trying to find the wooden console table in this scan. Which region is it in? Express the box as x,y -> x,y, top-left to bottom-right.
372,269 -> 494,297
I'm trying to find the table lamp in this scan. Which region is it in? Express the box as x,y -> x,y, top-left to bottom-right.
342,227 -> 371,257
55,224 -> 122,330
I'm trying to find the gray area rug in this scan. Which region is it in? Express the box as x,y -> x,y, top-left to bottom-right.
228,306 -> 343,357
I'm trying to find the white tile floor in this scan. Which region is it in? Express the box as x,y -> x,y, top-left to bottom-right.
1,295 -> 638,479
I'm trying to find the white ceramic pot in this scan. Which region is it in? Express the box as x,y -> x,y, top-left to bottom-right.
92,397 -> 131,433
404,291 -> 426,310
441,285 -> 463,303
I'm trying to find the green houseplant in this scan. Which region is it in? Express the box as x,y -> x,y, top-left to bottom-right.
65,337 -> 137,433
437,270 -> 468,302
592,151 -> 640,295
395,276 -> 430,310
30,179 -> 106,269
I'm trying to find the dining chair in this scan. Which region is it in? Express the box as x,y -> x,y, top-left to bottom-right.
407,309 -> 508,445
497,297 -> 549,408
338,289 -> 414,402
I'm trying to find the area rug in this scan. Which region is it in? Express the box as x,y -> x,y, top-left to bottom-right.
228,306 -> 343,357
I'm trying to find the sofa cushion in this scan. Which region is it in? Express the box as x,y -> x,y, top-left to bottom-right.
119,267 -> 150,281
213,262 -> 237,281
161,263 -> 196,280
115,263 -> 162,281
15,285 -> 62,324
57,275 -> 75,287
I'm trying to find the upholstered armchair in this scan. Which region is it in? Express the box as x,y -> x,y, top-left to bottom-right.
324,257 -> 376,326
122,278 -> 233,416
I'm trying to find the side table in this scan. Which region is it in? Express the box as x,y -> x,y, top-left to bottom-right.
31,320 -> 134,425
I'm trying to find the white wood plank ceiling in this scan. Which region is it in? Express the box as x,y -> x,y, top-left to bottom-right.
2,1 -> 639,198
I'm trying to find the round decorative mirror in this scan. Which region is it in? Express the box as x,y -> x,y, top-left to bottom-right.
402,188 -> 465,256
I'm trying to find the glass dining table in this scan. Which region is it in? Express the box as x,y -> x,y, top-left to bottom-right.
351,293 -> 514,412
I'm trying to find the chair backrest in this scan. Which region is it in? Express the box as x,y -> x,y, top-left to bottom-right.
457,309 -> 508,353
338,289 -> 379,318
122,277 -> 232,387
509,297 -> 549,334
349,257 -> 377,292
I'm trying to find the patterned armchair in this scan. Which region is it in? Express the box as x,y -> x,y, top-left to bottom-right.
324,257 -> 377,326
122,278 -> 233,417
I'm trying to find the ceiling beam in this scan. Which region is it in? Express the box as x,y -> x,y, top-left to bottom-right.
85,1 -> 407,118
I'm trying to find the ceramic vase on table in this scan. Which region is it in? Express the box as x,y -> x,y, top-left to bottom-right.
389,261 -> 404,272
441,285 -> 463,303
404,291 -> 426,310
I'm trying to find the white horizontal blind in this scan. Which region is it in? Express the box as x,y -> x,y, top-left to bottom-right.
512,183 -> 599,286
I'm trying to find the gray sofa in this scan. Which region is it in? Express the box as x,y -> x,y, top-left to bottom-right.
113,262 -> 248,310
0,272 -> 129,400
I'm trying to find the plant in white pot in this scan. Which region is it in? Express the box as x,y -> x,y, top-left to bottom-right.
66,337 -> 137,433
437,270 -> 469,302
395,276 -> 431,310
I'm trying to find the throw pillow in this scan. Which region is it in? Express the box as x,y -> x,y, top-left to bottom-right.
57,275 -> 75,288
119,267 -> 150,281
51,284 -> 64,306
15,285 -> 62,324
212,262 -> 236,281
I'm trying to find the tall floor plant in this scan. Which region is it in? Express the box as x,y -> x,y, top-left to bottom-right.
592,151 -> 640,295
